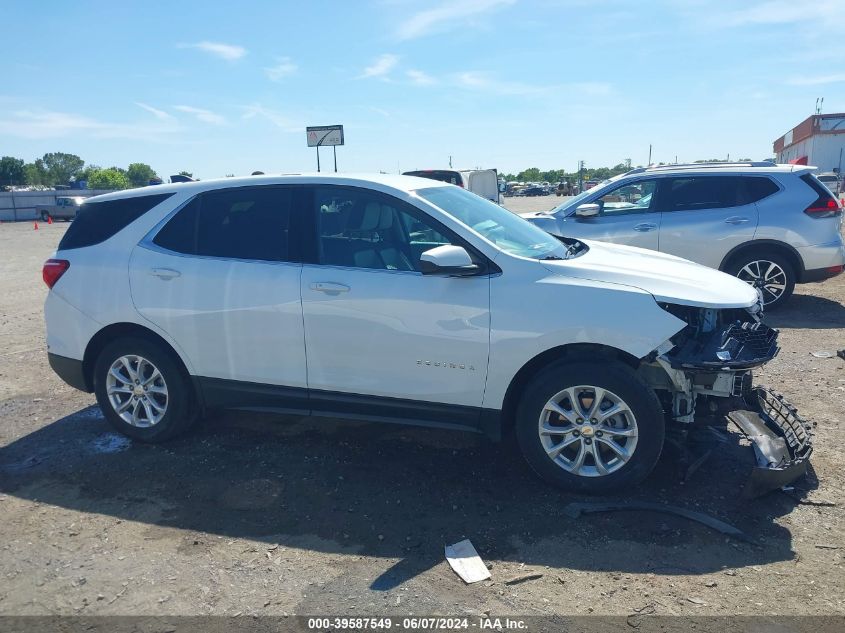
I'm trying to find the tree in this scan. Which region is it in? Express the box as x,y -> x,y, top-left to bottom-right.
87,167 -> 131,190
517,167 -> 541,182
126,163 -> 158,188
24,159 -> 49,186
75,164 -> 102,184
42,152 -> 84,186
178,170 -> 193,178
0,156 -> 25,186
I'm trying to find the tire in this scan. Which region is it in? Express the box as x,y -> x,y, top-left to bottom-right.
93,337 -> 196,442
727,252 -> 795,310
515,360 -> 665,494
40,211 -> 50,222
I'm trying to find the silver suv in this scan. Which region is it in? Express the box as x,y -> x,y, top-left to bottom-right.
525,163 -> 845,309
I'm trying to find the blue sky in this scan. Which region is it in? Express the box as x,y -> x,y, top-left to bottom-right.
2,0 -> 845,178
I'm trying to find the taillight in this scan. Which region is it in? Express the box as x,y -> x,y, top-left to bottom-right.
43,259 -> 70,288
801,173 -> 843,218
805,197 -> 841,218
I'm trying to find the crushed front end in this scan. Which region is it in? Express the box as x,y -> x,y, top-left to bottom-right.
638,300 -> 814,496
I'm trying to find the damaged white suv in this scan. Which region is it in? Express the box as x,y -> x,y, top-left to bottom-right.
43,174 -> 812,493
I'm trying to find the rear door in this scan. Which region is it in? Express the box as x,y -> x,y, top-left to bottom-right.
129,186 -> 308,401
554,177 -> 661,250
656,175 -> 758,268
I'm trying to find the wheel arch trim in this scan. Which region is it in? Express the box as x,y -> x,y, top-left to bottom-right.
719,240 -> 805,277
82,322 -> 196,399
497,343 -> 641,439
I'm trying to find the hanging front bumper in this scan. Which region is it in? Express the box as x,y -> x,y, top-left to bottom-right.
727,387 -> 814,498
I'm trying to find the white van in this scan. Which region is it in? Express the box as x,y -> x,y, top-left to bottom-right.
403,169 -> 502,204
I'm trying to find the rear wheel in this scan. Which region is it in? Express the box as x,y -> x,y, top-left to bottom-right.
728,252 -> 795,310
515,360 -> 665,493
40,211 -> 50,222
94,337 -> 196,442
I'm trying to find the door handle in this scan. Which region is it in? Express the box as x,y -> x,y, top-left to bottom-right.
310,282 -> 350,294
725,216 -> 750,224
633,223 -> 657,232
149,268 -> 181,280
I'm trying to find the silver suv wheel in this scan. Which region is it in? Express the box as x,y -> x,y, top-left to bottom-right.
538,385 -> 638,477
105,354 -> 169,427
735,259 -> 787,305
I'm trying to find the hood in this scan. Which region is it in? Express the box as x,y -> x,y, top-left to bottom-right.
542,239 -> 759,309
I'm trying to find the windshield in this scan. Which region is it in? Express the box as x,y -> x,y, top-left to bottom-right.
415,186 -> 567,259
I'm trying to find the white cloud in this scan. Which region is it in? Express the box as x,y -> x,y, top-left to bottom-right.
360,54 -> 400,79
173,105 -> 226,125
135,102 -> 174,120
454,71 -> 544,96
241,104 -> 300,132
265,57 -> 298,81
407,69 -> 436,86
180,41 -> 247,61
396,0 -> 515,40
0,109 -> 177,140
787,73 -> 845,86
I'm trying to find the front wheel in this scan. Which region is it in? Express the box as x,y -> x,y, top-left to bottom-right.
94,337 -> 196,442
515,360 -> 665,494
728,253 -> 795,310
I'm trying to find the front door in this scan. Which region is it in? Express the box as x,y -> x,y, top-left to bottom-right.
300,186 -> 490,425
556,178 -> 661,250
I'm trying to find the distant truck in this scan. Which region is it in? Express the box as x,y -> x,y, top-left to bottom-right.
36,196 -> 86,222
402,169 -> 502,204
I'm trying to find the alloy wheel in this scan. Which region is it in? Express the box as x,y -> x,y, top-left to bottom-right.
538,385 -> 638,477
736,260 -> 787,305
105,354 -> 168,427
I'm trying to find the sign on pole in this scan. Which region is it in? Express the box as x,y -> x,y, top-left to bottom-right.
306,125 -> 344,147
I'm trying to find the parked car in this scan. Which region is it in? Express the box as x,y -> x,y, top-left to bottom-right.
524,162 -> 845,309
36,196 -> 86,222
521,185 -> 546,196
43,174 -> 810,493
402,169 -> 502,204
816,172 -> 841,196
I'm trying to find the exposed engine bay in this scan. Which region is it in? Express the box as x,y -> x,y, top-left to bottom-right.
637,301 -> 813,496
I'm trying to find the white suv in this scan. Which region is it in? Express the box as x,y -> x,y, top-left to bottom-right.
43,175 -> 811,493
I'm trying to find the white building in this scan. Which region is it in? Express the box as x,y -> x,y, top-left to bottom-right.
774,113 -> 845,172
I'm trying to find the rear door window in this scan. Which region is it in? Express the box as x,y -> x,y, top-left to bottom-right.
661,176 -> 744,211
58,192 -> 175,250
153,187 -> 299,262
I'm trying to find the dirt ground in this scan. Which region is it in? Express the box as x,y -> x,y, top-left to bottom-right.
1,208 -> 843,618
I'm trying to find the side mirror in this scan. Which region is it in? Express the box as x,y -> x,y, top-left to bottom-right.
419,245 -> 481,276
575,203 -> 600,218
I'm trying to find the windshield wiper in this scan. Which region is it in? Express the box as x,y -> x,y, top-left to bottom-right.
539,254 -> 565,261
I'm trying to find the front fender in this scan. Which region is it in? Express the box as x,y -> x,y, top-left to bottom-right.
483,272 -> 685,410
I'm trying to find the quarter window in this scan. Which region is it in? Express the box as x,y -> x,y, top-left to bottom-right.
153,187 -> 295,262
59,192 -> 175,250
742,177 -> 779,203
315,187 -> 453,272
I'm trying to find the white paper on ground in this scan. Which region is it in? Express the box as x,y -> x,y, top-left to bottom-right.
445,539 -> 491,584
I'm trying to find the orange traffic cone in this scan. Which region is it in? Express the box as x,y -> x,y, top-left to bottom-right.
47,216 -> 53,224
33,221 -> 38,230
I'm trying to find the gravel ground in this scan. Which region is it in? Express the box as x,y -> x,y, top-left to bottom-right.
1,213 -> 843,618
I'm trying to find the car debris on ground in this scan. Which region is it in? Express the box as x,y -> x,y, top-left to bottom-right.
445,539 -> 491,584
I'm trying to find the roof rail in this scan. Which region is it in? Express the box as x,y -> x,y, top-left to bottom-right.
644,161 -> 774,171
